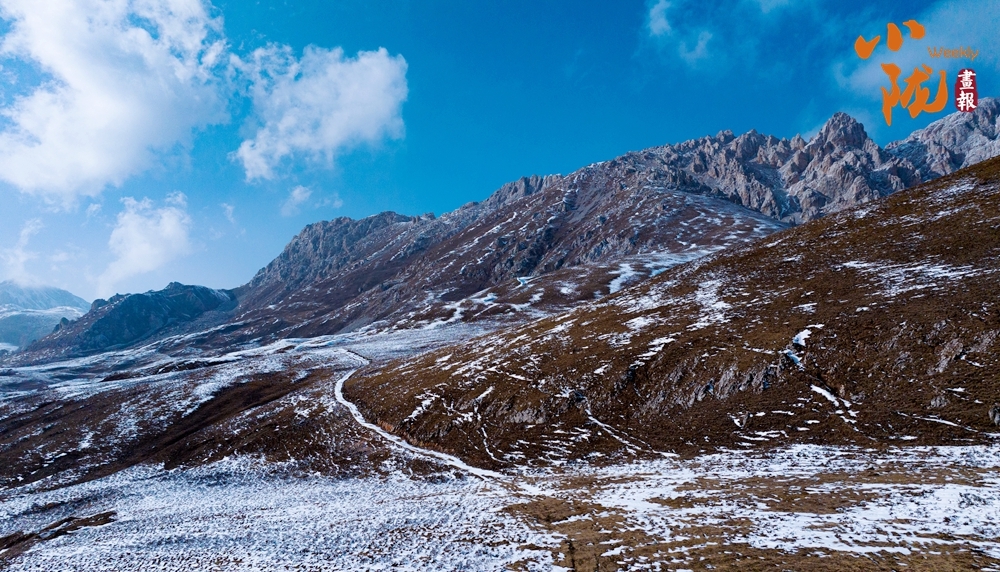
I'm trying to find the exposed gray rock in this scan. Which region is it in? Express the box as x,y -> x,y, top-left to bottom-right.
887,98 -> 1000,180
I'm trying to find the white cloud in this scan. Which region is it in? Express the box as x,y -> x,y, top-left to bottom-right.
0,1 -> 411,203
0,0 -> 227,201
280,185 -> 312,217
234,45 -> 408,180
166,191 -> 188,207
221,202 -> 235,224
0,218 -> 42,283
645,0 -> 816,70
97,196 -> 192,296
645,0 -> 717,68
648,0 -> 671,37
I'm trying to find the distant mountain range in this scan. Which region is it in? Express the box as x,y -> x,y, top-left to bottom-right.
8,99 -> 999,365
0,282 -> 90,353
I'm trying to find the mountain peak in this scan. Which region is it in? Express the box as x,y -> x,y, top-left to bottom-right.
814,111 -> 869,149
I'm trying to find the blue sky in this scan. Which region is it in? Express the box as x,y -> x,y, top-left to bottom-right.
0,0 -> 995,301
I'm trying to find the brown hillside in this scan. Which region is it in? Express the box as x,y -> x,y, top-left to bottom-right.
347,156 -> 1000,468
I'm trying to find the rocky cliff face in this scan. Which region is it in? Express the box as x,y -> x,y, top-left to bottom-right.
633,111 -> 918,223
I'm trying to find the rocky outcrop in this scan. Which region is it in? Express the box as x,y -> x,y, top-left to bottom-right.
638,112 -> 919,223
887,97 -> 1000,180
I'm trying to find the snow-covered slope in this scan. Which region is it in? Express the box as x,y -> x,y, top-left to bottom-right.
0,282 -> 90,313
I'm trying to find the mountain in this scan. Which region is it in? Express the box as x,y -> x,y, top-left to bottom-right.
7,102 -> 1000,366
2,142 -> 997,498
0,282 -> 90,312
15,283 -> 236,362
230,176 -> 785,338
346,155 -> 1000,467
0,282 -> 90,353
208,99 -> 1000,340
2,112 -> 1000,571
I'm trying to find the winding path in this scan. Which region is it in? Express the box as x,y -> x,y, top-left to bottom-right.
332,350 -> 510,482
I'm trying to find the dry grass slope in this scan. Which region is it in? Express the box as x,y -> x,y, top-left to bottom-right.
348,156 -> 1000,468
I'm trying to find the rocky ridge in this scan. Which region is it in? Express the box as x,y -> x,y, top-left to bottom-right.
227,99 -> 1000,329
887,97 -> 1000,180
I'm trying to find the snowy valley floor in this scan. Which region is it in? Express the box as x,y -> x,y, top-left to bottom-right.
1,330 -> 999,570
2,444 -> 999,571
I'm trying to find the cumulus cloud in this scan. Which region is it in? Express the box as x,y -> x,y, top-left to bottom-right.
97,195 -> 192,296
0,0 -> 228,202
0,0 -> 410,204
280,185 -> 311,217
0,218 -> 42,283
234,45 -> 408,180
